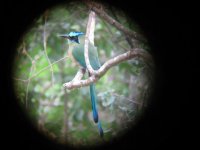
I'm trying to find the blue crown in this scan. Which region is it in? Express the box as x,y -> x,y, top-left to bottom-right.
68,31 -> 84,37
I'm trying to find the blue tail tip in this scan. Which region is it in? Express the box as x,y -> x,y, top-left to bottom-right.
99,129 -> 104,137
98,122 -> 104,137
93,114 -> 98,123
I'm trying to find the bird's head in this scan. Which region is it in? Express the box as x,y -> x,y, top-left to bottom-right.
58,31 -> 84,44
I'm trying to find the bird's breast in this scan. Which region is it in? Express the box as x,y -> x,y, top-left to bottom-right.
68,47 -> 80,66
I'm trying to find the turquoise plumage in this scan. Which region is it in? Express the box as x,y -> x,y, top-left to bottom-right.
60,31 -> 104,137
72,42 -> 101,70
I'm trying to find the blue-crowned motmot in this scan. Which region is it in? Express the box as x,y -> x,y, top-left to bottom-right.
59,31 -> 104,137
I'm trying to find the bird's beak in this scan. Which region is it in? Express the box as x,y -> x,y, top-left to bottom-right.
57,34 -> 69,38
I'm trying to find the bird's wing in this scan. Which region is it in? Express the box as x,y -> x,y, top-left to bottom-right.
72,42 -> 101,70
72,44 -> 86,68
88,42 -> 101,70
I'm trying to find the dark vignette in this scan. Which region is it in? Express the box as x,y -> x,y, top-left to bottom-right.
1,0 -> 190,149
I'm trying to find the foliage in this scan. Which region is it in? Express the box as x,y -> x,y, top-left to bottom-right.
13,2 -> 153,147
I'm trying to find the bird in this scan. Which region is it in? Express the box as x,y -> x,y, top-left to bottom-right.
59,31 -> 104,137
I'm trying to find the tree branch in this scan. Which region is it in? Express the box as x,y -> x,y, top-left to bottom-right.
63,3 -> 152,90
72,68 -> 86,82
83,0 -> 147,43
63,48 -> 150,90
84,11 -> 97,75
63,75 -> 97,90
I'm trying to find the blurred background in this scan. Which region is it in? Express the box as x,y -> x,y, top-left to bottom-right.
13,2 -> 154,147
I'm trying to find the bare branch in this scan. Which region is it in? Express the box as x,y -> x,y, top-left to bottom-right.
43,15 -> 54,86
97,48 -> 144,76
63,75 -> 98,90
88,11 -> 95,44
63,48 -> 151,90
84,0 -> 147,43
84,11 -> 97,75
72,68 -> 86,82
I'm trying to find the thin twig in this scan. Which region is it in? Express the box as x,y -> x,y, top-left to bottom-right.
43,16 -> 54,86
22,44 -> 33,62
14,55 -> 69,82
13,78 -> 29,83
112,93 -> 141,105
21,42 -> 36,108
22,42 -> 37,70
25,64 -> 34,108
30,55 -> 69,80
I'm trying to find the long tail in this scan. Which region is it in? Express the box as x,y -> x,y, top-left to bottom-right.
89,83 -> 104,137
89,83 -> 98,123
